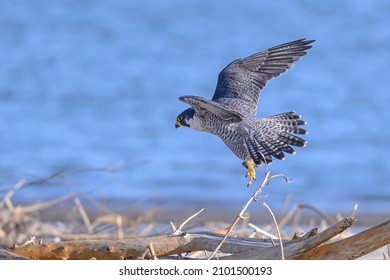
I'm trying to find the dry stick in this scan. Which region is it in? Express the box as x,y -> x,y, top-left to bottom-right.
208,171 -> 272,260
296,203 -> 335,225
140,223 -> 155,236
148,243 -> 158,260
19,193 -> 77,213
2,179 -> 26,211
253,173 -> 289,260
116,215 -> 124,239
74,198 -> 94,234
80,192 -> 114,215
248,223 -> 278,239
27,162 -> 126,186
279,194 -> 293,219
5,162 -> 125,200
137,245 -> 149,260
172,208 -> 204,235
2,178 -> 77,214
19,236 -> 36,247
258,201 -> 284,260
348,203 -> 358,219
277,204 -> 298,229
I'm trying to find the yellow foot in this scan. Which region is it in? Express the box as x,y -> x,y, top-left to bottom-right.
243,159 -> 256,188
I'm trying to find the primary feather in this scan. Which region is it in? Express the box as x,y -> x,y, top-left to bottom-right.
212,39 -> 314,116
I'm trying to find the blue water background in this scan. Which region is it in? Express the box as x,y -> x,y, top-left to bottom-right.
0,0 -> 389,214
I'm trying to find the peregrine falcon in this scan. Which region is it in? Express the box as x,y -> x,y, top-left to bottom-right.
175,39 -> 314,187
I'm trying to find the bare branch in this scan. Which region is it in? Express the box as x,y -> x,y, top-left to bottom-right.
208,171 -> 272,259
74,198 -> 94,234
173,208 -> 204,235
259,201 -> 284,260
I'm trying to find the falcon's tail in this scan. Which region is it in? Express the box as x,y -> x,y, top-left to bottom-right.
242,112 -> 307,166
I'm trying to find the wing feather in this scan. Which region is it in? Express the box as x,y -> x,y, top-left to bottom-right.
212,38 -> 315,116
178,95 -> 243,121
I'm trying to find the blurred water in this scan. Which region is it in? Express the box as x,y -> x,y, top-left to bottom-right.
0,0 -> 389,214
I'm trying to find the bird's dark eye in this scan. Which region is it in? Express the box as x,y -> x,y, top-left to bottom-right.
177,116 -> 183,122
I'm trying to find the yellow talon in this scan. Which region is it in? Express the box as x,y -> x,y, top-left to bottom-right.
243,159 -> 256,188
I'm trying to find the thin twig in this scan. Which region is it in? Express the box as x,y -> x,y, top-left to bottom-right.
74,198 -> 94,234
259,201 -> 285,260
248,223 -> 278,239
148,243 -> 158,260
278,204 -> 299,229
20,236 -> 36,247
18,193 -> 77,213
253,174 -> 290,260
268,173 -> 290,183
348,203 -> 358,219
297,203 -> 335,224
116,215 -> 124,239
172,208 -> 204,235
3,179 -> 26,211
170,221 -> 177,233
3,162 -> 126,197
138,246 -> 149,260
208,215 -> 241,258
208,171 -> 271,259
292,206 -> 302,230
140,223 -> 155,236
278,194 -> 293,220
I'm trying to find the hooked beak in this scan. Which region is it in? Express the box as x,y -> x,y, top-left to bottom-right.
175,121 -> 181,128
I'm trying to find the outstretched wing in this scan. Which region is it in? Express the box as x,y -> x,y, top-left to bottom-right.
212,38 -> 315,116
179,95 -> 243,121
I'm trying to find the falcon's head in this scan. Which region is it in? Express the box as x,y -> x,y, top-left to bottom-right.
175,108 -> 195,128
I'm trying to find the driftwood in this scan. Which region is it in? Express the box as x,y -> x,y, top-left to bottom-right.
2,169 -> 389,260
0,249 -> 30,260
294,219 -> 390,260
7,217 -> 390,260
